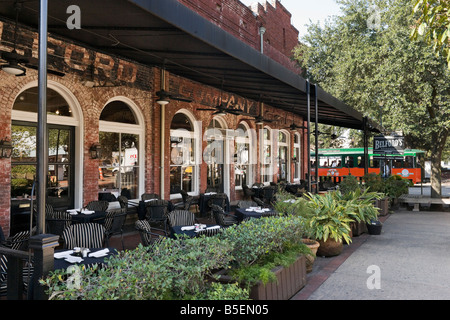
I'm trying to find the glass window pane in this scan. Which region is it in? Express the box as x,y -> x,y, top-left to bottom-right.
170,166 -> 182,194
49,128 -> 71,163
100,101 -> 137,124
11,164 -> 36,198
11,125 -> 36,163
13,87 -> 73,116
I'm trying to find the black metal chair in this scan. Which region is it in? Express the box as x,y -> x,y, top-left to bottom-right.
135,220 -> 167,247
61,223 -> 106,249
211,204 -> 239,227
145,199 -> 170,232
103,209 -> 128,250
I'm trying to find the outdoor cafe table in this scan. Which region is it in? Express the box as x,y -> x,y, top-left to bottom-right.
234,207 -> 278,222
170,224 -> 221,238
53,247 -> 117,271
67,209 -> 107,224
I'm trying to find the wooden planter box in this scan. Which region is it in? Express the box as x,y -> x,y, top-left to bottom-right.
215,255 -> 306,300
351,220 -> 368,236
375,198 -> 389,216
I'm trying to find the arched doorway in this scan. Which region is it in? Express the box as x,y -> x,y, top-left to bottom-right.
204,117 -> 228,193
98,98 -> 144,200
10,83 -> 81,232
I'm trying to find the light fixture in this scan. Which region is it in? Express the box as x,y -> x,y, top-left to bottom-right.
0,139 -> 13,158
89,143 -> 102,159
1,60 -> 26,76
156,97 -> 169,106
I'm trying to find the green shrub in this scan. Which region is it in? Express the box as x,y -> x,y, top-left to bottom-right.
218,215 -> 305,268
41,215 -> 309,300
383,175 -> 412,199
338,175 -> 360,194
193,282 -> 249,300
363,173 -> 385,193
41,236 -> 235,300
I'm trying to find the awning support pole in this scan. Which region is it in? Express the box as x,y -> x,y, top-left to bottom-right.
314,84 -> 319,194
306,81 -> 311,193
36,0 -> 48,234
363,117 -> 369,176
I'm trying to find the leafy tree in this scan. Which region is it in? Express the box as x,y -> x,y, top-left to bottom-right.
294,0 -> 450,197
411,0 -> 450,68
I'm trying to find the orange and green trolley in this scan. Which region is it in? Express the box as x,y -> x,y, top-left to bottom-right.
310,148 -> 425,184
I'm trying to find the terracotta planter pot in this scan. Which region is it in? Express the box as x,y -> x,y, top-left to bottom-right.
302,238 -> 320,273
317,238 -> 343,257
302,238 -> 320,255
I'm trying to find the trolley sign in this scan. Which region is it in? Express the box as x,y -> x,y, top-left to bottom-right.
373,135 -> 404,154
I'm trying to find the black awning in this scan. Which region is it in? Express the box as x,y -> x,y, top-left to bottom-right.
0,0 -> 381,131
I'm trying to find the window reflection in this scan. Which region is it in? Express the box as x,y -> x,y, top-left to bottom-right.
170,113 -> 195,195
99,132 -> 139,199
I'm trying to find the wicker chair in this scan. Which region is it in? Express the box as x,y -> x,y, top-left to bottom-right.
210,204 -> 238,227
45,204 -> 73,240
61,223 -> 106,249
195,226 -> 223,237
237,200 -> 258,209
103,209 -> 128,250
167,210 -> 197,228
242,185 -> 255,200
141,193 -> 160,201
85,200 -> 109,212
145,199 -> 170,232
135,220 -> 167,247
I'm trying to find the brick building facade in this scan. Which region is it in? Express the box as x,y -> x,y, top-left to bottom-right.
0,0 -> 308,237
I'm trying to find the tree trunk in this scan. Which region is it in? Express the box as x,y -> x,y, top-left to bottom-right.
430,130 -> 449,198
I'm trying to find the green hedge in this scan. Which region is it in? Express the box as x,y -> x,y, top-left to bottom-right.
40,215 -> 307,300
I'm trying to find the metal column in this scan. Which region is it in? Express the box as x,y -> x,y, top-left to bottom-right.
306,81 -> 311,193
363,117 -> 369,176
36,0 -> 48,234
314,84 -> 319,193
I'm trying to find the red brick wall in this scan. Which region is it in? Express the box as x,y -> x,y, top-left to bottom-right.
179,0 -> 301,73
0,1 -> 309,235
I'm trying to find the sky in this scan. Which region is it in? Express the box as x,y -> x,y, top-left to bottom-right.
239,0 -> 342,39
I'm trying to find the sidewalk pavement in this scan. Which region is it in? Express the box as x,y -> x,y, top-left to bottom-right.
292,209 -> 450,300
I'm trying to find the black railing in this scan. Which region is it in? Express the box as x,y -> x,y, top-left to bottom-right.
0,246 -> 31,300
1,234 -> 59,300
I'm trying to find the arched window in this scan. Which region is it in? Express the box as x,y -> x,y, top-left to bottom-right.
170,112 -> 197,195
293,133 -> 301,181
99,99 -> 142,200
277,130 -> 290,181
11,86 -> 77,210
